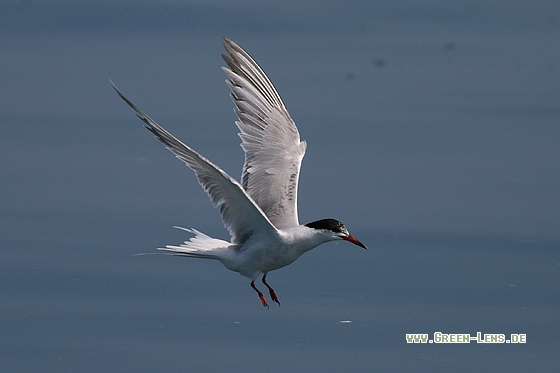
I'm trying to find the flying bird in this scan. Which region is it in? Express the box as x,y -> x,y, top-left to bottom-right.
111,37 -> 367,308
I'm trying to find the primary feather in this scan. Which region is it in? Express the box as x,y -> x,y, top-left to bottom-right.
110,79 -> 277,246
222,37 -> 307,229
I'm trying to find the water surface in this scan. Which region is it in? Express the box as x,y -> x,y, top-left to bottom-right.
1,1 -> 559,371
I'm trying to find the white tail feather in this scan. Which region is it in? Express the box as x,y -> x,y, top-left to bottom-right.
157,227 -> 231,259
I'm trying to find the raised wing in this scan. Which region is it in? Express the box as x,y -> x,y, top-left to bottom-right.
222,37 -> 307,229
111,81 -> 277,245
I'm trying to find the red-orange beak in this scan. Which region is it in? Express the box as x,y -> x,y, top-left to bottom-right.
342,235 -> 368,250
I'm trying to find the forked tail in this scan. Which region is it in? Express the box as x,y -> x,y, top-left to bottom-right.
158,227 -> 231,259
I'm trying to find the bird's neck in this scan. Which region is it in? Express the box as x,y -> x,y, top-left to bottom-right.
279,225 -> 335,254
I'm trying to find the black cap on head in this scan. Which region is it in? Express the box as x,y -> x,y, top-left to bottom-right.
305,218 -> 368,249
305,218 -> 348,234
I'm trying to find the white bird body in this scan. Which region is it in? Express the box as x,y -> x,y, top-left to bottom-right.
164,225 -> 339,279
224,226 -> 339,277
112,37 -> 366,307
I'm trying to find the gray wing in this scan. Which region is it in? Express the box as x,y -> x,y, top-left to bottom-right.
222,37 -> 307,229
111,81 -> 277,245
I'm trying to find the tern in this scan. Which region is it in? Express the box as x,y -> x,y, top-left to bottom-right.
112,37 -> 367,308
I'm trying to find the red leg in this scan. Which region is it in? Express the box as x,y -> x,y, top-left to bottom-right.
262,273 -> 280,306
251,280 -> 269,308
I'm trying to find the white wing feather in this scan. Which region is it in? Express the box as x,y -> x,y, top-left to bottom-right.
222,37 -> 307,229
110,81 -> 277,245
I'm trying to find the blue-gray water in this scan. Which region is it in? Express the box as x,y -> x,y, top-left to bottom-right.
1,1 -> 559,371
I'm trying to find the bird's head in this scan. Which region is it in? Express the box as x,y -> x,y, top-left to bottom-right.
304,218 -> 368,249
